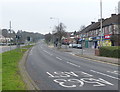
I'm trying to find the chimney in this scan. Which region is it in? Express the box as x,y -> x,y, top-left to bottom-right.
98,18 -> 104,22
91,22 -> 95,24
111,14 -> 116,17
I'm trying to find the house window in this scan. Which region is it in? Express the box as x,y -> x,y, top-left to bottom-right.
109,25 -> 112,34
114,25 -> 119,34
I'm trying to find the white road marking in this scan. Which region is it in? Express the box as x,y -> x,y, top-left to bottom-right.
29,49 -> 33,55
69,53 -> 75,56
43,50 -> 53,56
67,62 -> 80,67
107,71 -> 120,75
56,57 -> 62,60
46,72 -> 56,77
90,70 -> 120,80
46,71 -> 114,88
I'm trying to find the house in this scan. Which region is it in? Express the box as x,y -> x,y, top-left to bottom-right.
79,14 -> 120,48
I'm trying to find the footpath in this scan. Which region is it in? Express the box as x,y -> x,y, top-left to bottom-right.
49,45 -> 119,66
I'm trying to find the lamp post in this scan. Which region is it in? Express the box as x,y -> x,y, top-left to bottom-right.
50,17 -> 59,27
50,17 -> 60,48
9,21 -> 12,51
100,0 -> 103,47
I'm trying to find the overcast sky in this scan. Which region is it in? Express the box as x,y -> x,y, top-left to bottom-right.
0,0 -> 119,34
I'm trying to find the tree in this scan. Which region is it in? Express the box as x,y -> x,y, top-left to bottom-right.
54,22 -> 66,44
110,34 -> 120,46
45,33 -> 52,44
2,29 -> 8,38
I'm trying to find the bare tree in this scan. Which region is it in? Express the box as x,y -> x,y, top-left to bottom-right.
45,33 -> 52,44
54,22 -> 66,45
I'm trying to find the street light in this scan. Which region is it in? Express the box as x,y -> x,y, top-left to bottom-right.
100,0 -> 103,47
50,17 -> 60,48
50,17 -> 59,27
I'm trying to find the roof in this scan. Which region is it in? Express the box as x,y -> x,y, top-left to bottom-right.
102,14 -> 120,27
80,14 -> 120,34
80,22 -> 100,33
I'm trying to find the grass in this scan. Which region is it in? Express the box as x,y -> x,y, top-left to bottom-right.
2,45 -> 34,90
0,53 -> 2,91
22,45 -> 34,49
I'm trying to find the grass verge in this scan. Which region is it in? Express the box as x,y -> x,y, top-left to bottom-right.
2,45 -> 34,90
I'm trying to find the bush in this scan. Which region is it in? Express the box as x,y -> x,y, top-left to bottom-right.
99,46 -> 120,58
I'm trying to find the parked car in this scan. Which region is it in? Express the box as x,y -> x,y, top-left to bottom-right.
69,44 -> 73,48
72,44 -> 78,48
77,44 -> 82,49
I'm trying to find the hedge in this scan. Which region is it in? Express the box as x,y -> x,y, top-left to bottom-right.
99,46 -> 120,58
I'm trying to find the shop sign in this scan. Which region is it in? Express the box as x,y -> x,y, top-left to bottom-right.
104,34 -> 111,39
89,37 -> 92,41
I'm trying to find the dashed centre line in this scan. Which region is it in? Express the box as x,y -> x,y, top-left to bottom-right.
43,50 -> 53,56
56,57 -> 62,60
67,61 -> 80,67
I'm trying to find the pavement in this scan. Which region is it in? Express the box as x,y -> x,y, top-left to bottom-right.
51,45 -> 119,65
25,41 -> 120,91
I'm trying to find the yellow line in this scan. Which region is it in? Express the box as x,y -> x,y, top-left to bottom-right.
72,54 -> 119,66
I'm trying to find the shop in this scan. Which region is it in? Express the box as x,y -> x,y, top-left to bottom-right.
103,34 -> 112,46
92,36 -> 104,48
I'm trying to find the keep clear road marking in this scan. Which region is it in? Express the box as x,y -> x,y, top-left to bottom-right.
67,61 -> 80,67
90,70 -> 120,80
56,57 -> 62,60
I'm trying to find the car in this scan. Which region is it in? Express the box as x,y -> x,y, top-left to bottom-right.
72,44 -> 78,48
69,44 -> 73,48
77,44 -> 82,49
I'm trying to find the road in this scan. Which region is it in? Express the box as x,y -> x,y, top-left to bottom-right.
0,46 -> 17,53
26,42 -> 120,91
0,45 -> 26,53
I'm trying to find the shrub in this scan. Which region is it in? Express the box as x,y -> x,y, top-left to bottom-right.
99,46 -> 120,58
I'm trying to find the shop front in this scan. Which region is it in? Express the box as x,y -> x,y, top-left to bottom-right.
103,34 -> 112,46
92,36 -> 104,48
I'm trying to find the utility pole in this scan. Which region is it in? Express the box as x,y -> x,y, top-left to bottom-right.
100,0 -> 103,47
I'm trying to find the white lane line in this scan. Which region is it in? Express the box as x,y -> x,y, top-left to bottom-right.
90,70 -> 120,80
107,71 -> 120,75
29,49 -> 33,55
43,50 -> 53,56
56,57 -> 62,60
67,62 -> 80,67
